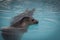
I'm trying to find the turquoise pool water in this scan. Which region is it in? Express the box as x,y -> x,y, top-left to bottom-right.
0,0 -> 60,40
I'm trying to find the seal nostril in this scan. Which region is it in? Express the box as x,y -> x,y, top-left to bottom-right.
35,21 -> 38,24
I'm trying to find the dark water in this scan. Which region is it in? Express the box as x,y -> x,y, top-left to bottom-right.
0,0 -> 60,40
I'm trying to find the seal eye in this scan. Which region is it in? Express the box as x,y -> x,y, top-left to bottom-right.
32,19 -> 34,21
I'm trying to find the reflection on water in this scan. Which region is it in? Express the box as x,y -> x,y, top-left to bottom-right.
0,0 -> 60,40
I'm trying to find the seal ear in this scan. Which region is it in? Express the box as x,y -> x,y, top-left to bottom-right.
24,8 -> 29,13
24,8 -> 36,17
30,8 -> 35,14
24,8 -> 35,13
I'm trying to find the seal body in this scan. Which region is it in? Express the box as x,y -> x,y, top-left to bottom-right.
2,27 -> 24,40
1,8 -> 38,40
